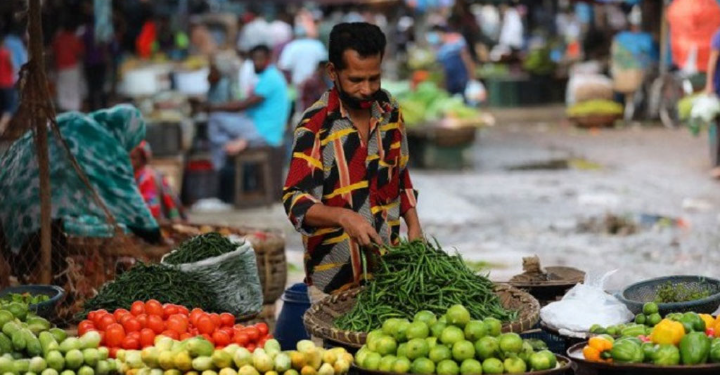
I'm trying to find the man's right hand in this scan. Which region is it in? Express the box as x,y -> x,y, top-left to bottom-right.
339,210 -> 382,247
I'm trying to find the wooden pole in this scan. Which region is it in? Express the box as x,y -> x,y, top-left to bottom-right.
28,0 -> 52,284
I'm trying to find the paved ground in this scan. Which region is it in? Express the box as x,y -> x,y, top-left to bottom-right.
190,106 -> 720,293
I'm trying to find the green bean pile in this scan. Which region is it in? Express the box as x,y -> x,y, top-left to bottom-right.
80,262 -> 215,317
335,240 -> 517,332
163,232 -> 239,264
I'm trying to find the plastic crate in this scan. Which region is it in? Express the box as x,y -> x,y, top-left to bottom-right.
520,324 -> 569,355
145,122 -> 184,157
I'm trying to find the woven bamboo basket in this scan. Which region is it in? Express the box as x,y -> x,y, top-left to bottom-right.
407,122 -> 478,147
509,266 -> 586,305
156,223 -> 287,304
570,114 -> 621,129
303,284 -> 540,349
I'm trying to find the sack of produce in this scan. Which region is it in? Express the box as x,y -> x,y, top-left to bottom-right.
162,233 -> 263,318
540,270 -> 633,337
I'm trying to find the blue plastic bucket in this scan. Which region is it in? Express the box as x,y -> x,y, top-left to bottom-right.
273,283 -> 311,350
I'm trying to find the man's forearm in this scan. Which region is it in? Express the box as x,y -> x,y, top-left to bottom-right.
304,203 -> 350,227
210,100 -> 251,112
403,207 -> 421,230
707,52 -> 719,93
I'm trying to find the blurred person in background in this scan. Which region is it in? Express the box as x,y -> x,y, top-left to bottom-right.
610,6 -> 657,106
0,34 -> 16,134
278,17 -> 328,89
206,45 -> 289,171
705,25 -> 720,178
4,21 -> 27,84
81,2 -> 110,111
451,0 -> 482,62
52,19 -> 84,112
299,60 -> 331,112
130,140 -> 186,223
431,21 -> 475,96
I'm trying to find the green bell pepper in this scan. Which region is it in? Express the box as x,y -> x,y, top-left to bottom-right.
641,342 -> 658,362
679,313 -> 706,333
666,313 -> 683,321
610,339 -> 645,364
654,344 -> 681,366
709,340 -> 720,363
679,331 -> 711,365
621,325 -> 647,338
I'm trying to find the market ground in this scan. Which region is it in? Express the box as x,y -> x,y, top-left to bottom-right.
189,105 -> 720,295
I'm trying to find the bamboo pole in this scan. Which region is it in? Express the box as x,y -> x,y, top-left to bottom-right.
27,0 -> 52,284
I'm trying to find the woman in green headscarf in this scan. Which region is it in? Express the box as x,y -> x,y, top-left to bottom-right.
0,104 -> 160,259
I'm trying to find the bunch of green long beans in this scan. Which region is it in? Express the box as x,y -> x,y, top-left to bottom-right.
163,232 -> 238,264
335,240 -> 517,332
80,262 -> 215,317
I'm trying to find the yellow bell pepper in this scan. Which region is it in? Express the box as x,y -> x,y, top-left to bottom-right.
700,314 -> 716,330
651,319 -> 685,345
583,336 -> 613,363
588,336 -> 614,352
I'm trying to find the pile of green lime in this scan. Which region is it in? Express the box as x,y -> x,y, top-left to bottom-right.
355,305 -> 559,374
0,302 -> 118,375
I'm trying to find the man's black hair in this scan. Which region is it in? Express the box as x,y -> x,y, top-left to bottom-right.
249,44 -> 271,56
329,22 -> 386,71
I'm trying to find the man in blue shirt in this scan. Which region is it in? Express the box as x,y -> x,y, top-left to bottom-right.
207,45 -> 289,170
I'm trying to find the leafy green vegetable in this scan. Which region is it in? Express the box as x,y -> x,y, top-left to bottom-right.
396,82 -> 480,126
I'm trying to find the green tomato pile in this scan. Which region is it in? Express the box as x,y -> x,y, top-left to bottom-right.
355,305 -> 559,374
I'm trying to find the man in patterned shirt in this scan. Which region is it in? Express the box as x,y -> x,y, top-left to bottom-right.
283,23 -> 423,301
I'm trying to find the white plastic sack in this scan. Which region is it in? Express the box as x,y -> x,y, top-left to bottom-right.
162,241 -> 263,317
566,74 -> 614,106
690,94 -> 720,123
540,270 -> 633,338
465,80 -> 487,106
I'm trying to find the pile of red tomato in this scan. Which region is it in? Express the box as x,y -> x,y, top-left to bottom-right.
80,300 -> 272,357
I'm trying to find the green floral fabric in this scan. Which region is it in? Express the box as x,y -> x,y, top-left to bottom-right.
0,104 -> 159,253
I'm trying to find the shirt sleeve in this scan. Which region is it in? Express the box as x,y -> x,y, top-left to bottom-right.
398,109 -> 418,215
712,31 -> 720,51
282,115 -> 324,236
253,71 -> 277,99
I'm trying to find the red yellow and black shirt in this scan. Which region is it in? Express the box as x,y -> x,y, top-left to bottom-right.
283,87 -> 417,294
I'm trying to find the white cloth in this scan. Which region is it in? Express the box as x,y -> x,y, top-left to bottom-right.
238,60 -> 258,100
268,20 -> 293,48
278,39 -> 328,86
499,8 -> 524,49
237,19 -> 271,52
56,66 -> 83,112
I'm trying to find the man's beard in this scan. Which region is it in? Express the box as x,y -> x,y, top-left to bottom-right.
336,80 -> 381,110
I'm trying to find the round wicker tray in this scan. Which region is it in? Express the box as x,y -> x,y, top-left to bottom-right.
509,266 -> 585,304
570,114 -> 621,129
351,354 -> 572,375
568,342 -> 720,375
303,284 -> 540,349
